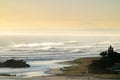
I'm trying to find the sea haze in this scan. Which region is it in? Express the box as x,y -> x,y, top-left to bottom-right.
0,35 -> 119,77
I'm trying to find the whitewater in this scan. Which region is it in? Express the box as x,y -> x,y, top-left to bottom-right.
0,36 -> 119,77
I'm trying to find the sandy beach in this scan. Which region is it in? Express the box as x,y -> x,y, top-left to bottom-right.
0,75 -> 105,80
0,57 -> 115,80
0,68 -> 107,80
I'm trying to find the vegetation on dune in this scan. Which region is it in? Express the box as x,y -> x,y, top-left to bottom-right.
0,59 -> 30,68
61,46 -> 120,78
100,45 -> 120,65
89,45 -> 120,74
61,57 -> 100,76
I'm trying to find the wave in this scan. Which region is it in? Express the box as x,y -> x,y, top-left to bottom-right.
9,47 -> 68,54
65,40 -> 78,44
12,42 -> 64,48
92,41 -> 111,45
8,46 -> 85,55
71,49 -> 85,53
12,41 -> 78,48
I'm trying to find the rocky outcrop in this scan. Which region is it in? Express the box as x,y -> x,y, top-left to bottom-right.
0,59 -> 30,68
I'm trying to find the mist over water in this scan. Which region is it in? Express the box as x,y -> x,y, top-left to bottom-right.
0,35 -> 120,77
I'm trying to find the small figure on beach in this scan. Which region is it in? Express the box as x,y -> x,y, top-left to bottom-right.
88,76 -> 90,80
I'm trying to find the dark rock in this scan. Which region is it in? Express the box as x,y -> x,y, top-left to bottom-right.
0,59 -> 30,68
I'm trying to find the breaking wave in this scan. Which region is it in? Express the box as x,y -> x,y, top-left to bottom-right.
65,41 -> 78,44
12,41 -> 78,48
71,49 -> 85,53
12,42 -> 64,48
93,41 -> 111,45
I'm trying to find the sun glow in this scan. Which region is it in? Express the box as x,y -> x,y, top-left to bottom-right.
0,0 -> 120,36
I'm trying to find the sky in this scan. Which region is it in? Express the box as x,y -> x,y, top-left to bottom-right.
0,0 -> 120,36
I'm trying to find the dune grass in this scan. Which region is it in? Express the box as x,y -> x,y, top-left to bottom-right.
59,57 -> 120,79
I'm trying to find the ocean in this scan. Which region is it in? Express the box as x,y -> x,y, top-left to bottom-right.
0,35 -> 119,77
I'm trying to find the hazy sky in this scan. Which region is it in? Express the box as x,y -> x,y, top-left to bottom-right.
0,0 -> 120,36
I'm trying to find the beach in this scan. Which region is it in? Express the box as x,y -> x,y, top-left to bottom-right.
0,58 -> 101,80
0,57 -> 116,80
1,36 -> 119,76
0,36 -> 119,80
0,76 -> 104,80
0,0 -> 120,79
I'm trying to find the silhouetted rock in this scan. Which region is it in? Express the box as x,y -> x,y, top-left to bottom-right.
0,59 -> 30,68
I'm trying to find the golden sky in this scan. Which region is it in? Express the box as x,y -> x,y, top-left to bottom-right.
0,0 -> 120,36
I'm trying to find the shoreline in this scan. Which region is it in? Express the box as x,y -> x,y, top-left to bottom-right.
47,57 -> 120,79
0,57 -> 119,80
0,75 -> 103,80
